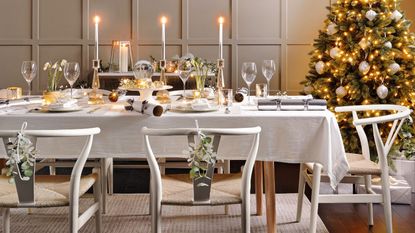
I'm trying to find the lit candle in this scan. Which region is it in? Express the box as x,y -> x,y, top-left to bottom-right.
218,16 -> 224,59
94,16 -> 100,60
161,16 -> 167,60
119,42 -> 129,72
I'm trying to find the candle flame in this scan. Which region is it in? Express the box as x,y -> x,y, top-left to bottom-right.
94,15 -> 100,24
161,16 -> 167,24
218,16 -> 224,24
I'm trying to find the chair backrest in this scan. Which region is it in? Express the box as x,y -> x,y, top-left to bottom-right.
142,126 -> 261,202
0,127 -> 100,205
335,104 -> 411,166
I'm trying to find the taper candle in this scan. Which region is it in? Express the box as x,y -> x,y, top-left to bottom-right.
161,16 -> 167,60
218,16 -> 224,59
94,16 -> 100,60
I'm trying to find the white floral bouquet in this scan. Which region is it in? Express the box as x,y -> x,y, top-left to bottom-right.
43,59 -> 67,92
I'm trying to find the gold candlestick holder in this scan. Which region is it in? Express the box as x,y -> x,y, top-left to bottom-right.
156,59 -> 171,103
216,58 -> 225,104
88,59 -> 105,105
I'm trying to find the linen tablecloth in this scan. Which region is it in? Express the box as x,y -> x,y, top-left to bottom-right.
0,99 -> 348,188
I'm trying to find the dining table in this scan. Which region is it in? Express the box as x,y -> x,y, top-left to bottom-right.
0,95 -> 348,233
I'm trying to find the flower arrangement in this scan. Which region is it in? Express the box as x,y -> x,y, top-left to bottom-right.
5,122 -> 36,183
43,59 -> 67,92
184,121 -> 217,179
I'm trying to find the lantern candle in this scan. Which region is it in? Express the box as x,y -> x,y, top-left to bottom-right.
161,16 -> 167,60
218,16 -> 224,59
94,16 -> 100,60
119,42 -> 129,72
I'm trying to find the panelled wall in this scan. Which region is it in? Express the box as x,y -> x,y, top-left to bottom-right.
0,0 -> 414,94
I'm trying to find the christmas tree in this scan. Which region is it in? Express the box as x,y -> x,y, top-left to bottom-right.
302,0 -> 415,157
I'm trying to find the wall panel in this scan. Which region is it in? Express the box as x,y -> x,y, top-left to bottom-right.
1,0 -> 415,95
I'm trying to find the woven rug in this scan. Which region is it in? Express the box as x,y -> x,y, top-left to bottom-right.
2,194 -> 328,233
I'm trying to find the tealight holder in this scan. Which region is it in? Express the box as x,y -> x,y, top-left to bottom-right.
6,87 -> 22,100
109,40 -> 134,72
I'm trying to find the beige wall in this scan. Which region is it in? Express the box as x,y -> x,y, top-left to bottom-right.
0,0 -> 414,94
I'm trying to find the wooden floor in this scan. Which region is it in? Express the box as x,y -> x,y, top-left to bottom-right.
318,195 -> 415,233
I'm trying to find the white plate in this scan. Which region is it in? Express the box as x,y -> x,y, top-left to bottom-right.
41,105 -> 82,113
119,85 -> 173,92
170,104 -> 219,113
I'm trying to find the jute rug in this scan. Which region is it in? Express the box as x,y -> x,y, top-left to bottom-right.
2,194 -> 328,232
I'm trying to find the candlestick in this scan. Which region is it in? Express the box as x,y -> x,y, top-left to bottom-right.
94,16 -> 100,60
218,17 -> 224,59
161,16 -> 167,60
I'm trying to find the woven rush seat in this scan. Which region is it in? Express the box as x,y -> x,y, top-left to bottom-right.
0,174 -> 97,208
161,173 -> 242,206
304,153 -> 381,176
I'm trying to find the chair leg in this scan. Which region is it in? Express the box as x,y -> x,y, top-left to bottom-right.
364,175 -> 374,226
2,208 -> 10,233
93,169 -> 103,233
100,159 -> 108,214
241,198 -> 250,233
381,173 -> 393,233
296,163 -> 306,222
49,158 -> 56,175
309,163 -> 322,233
150,181 -> 161,233
108,158 -> 114,195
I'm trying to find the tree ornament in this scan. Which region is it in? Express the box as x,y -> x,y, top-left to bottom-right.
335,86 -> 347,98
365,9 -> 377,21
384,41 -> 392,49
376,84 -> 388,99
358,61 -> 370,75
108,90 -> 119,102
388,62 -> 400,75
359,39 -> 370,50
330,47 -> 341,59
391,10 -> 403,22
304,86 -> 314,95
327,22 -> 338,35
315,61 -> 325,74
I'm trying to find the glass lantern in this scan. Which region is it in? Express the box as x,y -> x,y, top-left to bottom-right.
109,40 -> 134,72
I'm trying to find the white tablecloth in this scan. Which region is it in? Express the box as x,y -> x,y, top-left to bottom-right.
0,98 -> 348,188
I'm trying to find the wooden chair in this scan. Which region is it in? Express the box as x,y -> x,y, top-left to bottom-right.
143,126 -> 261,233
296,104 -> 411,233
0,127 -> 102,233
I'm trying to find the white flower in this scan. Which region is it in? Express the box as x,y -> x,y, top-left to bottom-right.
60,59 -> 67,66
51,62 -> 58,69
43,62 -> 50,71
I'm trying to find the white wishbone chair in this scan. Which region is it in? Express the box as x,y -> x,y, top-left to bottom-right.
296,104 -> 411,233
143,126 -> 261,233
0,127 -> 102,233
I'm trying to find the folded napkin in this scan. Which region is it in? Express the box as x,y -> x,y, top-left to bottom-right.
191,99 -> 211,111
129,99 -> 164,117
48,99 -> 78,109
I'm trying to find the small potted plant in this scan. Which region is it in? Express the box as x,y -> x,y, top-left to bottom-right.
42,59 -> 67,105
5,122 -> 37,204
185,121 -> 217,202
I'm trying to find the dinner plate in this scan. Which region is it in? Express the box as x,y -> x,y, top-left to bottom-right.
40,105 -> 82,113
119,85 -> 173,92
170,104 -> 219,113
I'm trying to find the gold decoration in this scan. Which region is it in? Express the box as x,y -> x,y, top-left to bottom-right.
108,90 -> 119,102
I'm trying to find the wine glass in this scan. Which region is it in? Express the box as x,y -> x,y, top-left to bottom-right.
241,62 -> 257,105
21,61 -> 37,96
63,62 -> 80,99
262,60 -> 276,97
178,60 -> 193,99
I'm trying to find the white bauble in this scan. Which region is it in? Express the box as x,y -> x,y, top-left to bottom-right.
315,61 -> 325,74
376,84 -> 389,99
359,39 -> 370,50
330,47 -> 341,59
304,86 -> 314,95
358,61 -> 371,75
384,41 -> 392,49
365,9 -> 377,21
388,62 -> 400,75
391,10 -> 403,21
335,86 -> 347,98
327,23 -> 338,35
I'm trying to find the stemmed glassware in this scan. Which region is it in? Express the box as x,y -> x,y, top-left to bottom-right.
241,62 -> 257,105
262,60 -> 276,97
21,61 -> 37,96
63,62 -> 80,99
178,60 -> 193,99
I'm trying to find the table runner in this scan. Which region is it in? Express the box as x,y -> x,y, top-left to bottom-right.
0,98 -> 348,188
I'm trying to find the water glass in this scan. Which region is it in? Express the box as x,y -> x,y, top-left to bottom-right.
256,83 -> 268,98
220,89 -> 233,113
262,60 -> 276,97
21,61 -> 37,96
178,60 -> 192,98
241,62 -> 257,105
